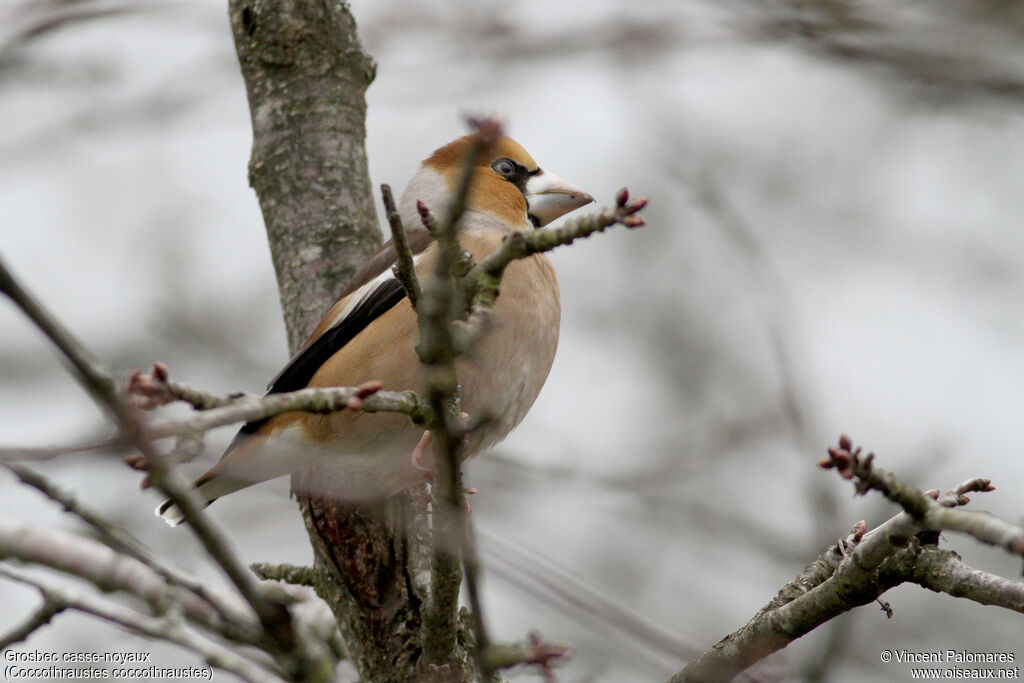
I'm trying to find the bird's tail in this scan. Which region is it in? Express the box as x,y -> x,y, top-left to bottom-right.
154,433 -> 294,527
155,425 -> 426,526
154,472 -> 226,526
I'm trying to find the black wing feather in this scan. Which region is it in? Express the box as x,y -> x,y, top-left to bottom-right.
235,277 -> 407,438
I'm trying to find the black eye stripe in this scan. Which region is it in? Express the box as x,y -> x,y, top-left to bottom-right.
491,158 -> 534,194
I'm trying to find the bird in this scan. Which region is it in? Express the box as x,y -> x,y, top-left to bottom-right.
157,134 -> 593,525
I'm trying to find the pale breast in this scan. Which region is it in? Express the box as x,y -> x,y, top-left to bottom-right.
456,233 -> 561,454
296,227 -> 560,490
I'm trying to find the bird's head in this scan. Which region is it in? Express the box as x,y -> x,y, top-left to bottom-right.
399,134 -> 593,232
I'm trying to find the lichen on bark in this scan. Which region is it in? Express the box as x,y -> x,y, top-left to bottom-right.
226,2 -> 459,679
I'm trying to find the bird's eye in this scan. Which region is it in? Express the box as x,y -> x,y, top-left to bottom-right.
492,158 -> 516,178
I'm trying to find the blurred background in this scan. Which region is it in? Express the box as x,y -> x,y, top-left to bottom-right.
2,1 -> 1023,680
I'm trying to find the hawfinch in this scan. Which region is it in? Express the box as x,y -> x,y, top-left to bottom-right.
158,135 -> 592,525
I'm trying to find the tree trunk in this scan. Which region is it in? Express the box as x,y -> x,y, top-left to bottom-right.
227,3 -> 432,679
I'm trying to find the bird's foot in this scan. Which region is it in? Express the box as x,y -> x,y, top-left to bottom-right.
411,431 -> 433,473
460,486 -> 477,515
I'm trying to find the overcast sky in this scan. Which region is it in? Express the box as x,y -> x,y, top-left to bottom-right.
2,1 -> 1023,680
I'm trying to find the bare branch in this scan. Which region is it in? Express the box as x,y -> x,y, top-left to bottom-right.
0,516 -> 259,642
142,383 -> 431,440
118,365 -> 433,454
0,566 -> 284,682
0,258 -> 333,679
912,547 -> 1024,612
1,258 -> 259,619
0,255 -> 121,420
822,435 -> 1024,556
4,462 -> 247,628
472,186 -> 645,285
251,563 -> 322,589
129,439 -> 338,679
674,439 -> 1024,683
5,462 -> 152,558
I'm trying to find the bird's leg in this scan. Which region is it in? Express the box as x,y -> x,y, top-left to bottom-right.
411,430 -> 433,474
410,431 -> 439,516
411,411 -> 469,473
460,486 -> 477,515
411,413 -> 477,513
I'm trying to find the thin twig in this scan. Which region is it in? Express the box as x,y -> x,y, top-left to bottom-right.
483,632 -> 571,681
457,187 -> 646,351
5,461 -> 155,557
124,364 -> 431,441
144,385 -> 431,440
417,117 -> 505,677
382,183 -> 422,307
0,436 -> 125,464
0,255 -> 121,419
127,362 -> 240,411
822,435 -> 1024,555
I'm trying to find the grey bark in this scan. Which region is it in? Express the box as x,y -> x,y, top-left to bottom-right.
226,2 -> 445,680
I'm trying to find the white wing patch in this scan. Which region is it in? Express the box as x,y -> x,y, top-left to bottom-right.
327,268 -> 397,332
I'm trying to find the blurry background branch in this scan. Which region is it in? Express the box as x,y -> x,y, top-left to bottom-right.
0,565 -> 282,682
754,0 -> 1024,102
0,516 -> 258,641
0,0 -> 143,58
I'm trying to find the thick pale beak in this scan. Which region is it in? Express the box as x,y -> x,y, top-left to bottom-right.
525,170 -> 594,227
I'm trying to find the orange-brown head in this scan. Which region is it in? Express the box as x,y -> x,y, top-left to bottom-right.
400,134 -> 593,232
